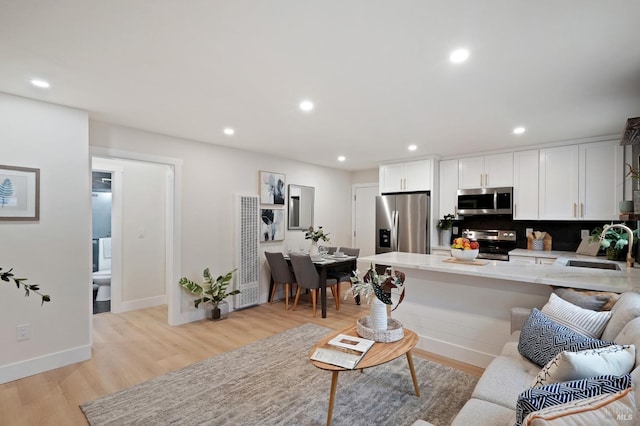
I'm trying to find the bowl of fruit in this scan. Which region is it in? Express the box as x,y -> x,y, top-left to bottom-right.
451,238 -> 480,261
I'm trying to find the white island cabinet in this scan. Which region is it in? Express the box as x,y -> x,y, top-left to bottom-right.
359,252 -> 639,368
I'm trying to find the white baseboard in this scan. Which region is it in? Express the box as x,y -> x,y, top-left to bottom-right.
416,334 -> 495,369
119,295 -> 167,313
0,344 -> 91,384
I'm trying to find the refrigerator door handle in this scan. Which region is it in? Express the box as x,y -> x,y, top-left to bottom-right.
392,210 -> 399,251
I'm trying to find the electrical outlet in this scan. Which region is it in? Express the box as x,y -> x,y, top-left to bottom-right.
526,228 -> 533,237
452,226 -> 458,235
16,323 -> 31,341
581,229 -> 590,239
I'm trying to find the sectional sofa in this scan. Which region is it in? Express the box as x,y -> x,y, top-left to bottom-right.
417,290 -> 640,425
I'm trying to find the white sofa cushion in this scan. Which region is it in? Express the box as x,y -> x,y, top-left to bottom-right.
532,345 -> 636,387
472,355 -> 539,410
541,293 -> 611,338
601,292 -> 640,341
451,398 -> 515,426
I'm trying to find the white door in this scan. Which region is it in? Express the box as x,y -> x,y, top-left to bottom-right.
353,184 -> 379,259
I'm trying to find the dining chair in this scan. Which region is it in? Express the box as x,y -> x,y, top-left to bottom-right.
289,253 -> 340,317
331,247 -> 360,303
265,252 -> 296,310
322,246 -> 337,255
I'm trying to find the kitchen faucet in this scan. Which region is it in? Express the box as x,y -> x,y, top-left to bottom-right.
599,224 -> 635,268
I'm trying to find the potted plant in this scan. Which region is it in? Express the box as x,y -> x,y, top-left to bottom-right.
179,268 -> 239,320
590,226 -> 638,261
626,163 -> 640,214
436,214 -> 455,246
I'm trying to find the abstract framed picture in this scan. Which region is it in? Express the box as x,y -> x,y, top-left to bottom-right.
0,165 -> 40,221
259,171 -> 285,205
260,208 -> 285,242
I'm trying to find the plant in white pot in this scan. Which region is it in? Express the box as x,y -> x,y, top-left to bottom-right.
436,214 -> 455,246
179,268 -> 239,320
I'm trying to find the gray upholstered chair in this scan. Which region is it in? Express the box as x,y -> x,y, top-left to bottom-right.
331,247 -> 360,303
322,246 -> 337,255
265,252 -> 296,310
289,253 -> 339,317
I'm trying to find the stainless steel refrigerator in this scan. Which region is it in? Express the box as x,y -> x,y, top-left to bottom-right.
375,192 -> 430,254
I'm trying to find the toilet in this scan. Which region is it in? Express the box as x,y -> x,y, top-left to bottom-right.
93,237 -> 112,302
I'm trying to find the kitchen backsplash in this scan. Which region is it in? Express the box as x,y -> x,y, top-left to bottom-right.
452,216 -> 637,253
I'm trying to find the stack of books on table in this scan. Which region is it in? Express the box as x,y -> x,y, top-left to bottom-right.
310,334 -> 375,369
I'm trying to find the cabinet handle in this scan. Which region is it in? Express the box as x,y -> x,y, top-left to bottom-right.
484,173 -> 488,187
580,203 -> 584,218
480,174 -> 483,187
573,203 -> 576,217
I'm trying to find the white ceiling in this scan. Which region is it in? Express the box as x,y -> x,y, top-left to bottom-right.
1,1 -> 640,170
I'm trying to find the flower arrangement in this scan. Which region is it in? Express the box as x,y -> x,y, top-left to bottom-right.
346,263 -> 405,311
179,268 -> 239,309
304,225 -> 330,243
437,213 -> 456,230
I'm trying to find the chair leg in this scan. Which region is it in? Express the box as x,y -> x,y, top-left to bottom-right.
284,283 -> 290,310
331,285 -> 340,310
270,282 -> 279,305
311,289 -> 317,317
292,287 -> 302,311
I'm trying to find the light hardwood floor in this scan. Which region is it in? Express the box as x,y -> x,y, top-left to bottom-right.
0,290 -> 483,426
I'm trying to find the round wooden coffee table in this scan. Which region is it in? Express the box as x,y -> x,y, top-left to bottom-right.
310,324 -> 420,426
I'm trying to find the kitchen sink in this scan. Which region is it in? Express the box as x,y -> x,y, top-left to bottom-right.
565,260 -> 621,271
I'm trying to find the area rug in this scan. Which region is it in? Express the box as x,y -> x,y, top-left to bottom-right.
81,323 -> 477,426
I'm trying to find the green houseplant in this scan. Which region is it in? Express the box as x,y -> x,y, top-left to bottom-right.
179,268 -> 239,320
436,214 -> 455,246
1,267 -> 51,305
590,226 -> 639,261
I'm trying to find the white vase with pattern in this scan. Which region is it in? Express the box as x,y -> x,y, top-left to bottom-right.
370,297 -> 388,331
309,240 -> 319,256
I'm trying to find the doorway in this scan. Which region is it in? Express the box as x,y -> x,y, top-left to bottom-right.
91,171 -> 113,314
352,183 -> 379,259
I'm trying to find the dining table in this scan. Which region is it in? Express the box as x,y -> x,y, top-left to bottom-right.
275,254 -> 358,318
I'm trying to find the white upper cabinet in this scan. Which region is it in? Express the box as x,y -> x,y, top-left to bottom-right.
539,141 -> 622,220
458,153 -> 513,189
379,159 -> 432,193
513,150 -> 539,220
439,159 -> 459,219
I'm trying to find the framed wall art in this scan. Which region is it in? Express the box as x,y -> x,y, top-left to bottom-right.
260,208 -> 285,242
0,164 -> 40,221
259,170 -> 285,205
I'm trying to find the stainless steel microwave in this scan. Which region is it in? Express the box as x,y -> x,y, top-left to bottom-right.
457,187 -> 513,216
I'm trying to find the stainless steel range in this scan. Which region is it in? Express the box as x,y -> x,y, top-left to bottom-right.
461,229 -> 517,261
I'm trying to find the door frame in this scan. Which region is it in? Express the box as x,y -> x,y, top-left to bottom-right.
90,147 -> 183,326
351,182 -> 379,252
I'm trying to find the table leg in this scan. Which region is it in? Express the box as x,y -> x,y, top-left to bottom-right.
406,350 -> 421,397
268,276 -> 274,303
327,370 -> 339,426
320,267 -> 327,318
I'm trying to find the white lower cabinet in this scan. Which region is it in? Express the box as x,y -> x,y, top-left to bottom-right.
509,254 -> 558,265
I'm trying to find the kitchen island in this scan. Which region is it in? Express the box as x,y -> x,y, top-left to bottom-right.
358,252 -> 640,368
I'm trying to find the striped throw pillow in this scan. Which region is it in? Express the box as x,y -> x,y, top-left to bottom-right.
542,293 -> 611,338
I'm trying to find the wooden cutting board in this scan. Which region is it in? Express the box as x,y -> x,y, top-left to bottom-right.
576,237 -> 601,256
443,258 -> 489,266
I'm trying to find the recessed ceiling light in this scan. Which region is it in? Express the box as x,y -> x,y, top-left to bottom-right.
30,78 -> 50,88
299,100 -> 314,112
449,49 -> 470,64
408,144 -> 417,151
513,127 -> 526,135
337,156 -> 346,162
223,127 -> 235,136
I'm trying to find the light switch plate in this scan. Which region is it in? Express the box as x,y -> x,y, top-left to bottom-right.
525,228 -> 533,237
452,226 -> 458,235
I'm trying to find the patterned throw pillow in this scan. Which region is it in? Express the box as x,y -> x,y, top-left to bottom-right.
518,309 -> 614,367
542,293 -> 611,338
515,374 -> 631,426
532,344 -> 636,387
521,387 -> 635,425
552,287 -> 620,311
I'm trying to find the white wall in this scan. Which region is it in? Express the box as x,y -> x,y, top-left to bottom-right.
89,121 -> 354,315
0,93 -> 91,383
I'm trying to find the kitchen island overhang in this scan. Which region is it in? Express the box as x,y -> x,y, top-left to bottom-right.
358,252 -> 639,368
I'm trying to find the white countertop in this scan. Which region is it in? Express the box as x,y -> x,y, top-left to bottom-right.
359,252 -> 640,293
509,248 -> 579,259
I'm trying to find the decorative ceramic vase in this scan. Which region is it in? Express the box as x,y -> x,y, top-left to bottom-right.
370,297 -> 388,331
208,300 -> 229,320
309,240 -> 319,257
439,229 -> 452,246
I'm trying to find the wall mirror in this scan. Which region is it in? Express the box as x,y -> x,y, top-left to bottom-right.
288,184 -> 314,230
